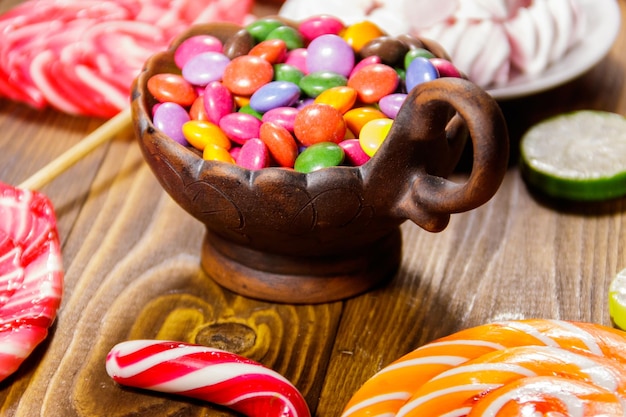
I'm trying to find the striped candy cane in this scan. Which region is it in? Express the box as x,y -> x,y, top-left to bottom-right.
106,340 -> 310,417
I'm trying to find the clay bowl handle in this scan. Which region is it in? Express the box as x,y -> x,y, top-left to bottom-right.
364,77 -> 509,232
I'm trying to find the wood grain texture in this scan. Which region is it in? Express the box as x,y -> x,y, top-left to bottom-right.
1,0 -> 626,416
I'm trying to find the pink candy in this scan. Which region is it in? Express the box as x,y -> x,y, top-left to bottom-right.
106,340 -> 311,417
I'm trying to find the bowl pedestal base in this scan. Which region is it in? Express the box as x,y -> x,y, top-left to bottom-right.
200,229 -> 402,304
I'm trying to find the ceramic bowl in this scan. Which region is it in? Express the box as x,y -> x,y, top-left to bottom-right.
132,19 -> 509,303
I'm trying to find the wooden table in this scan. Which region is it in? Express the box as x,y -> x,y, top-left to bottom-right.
1,1 -> 625,415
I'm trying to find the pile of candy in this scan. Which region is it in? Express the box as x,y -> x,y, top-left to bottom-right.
342,319 -> 626,416
279,0 -> 586,89
0,182 -> 64,382
0,0 -> 253,118
147,15 -> 463,173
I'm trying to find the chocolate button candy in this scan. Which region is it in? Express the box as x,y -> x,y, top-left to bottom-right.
360,36 -> 409,66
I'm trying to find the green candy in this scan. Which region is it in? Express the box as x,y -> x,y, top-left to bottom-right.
245,18 -> 284,43
294,142 -> 345,173
265,26 -> 304,50
274,63 -> 305,85
404,48 -> 436,69
299,71 -> 347,98
238,104 -> 263,120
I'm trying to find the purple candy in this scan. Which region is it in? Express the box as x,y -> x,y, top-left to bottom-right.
182,51 -> 230,86
174,35 -> 223,69
378,93 -> 407,119
203,81 -> 234,124
406,57 -> 439,92
219,112 -> 262,145
249,81 -> 301,113
237,138 -> 270,170
306,34 -> 354,77
153,102 -> 190,146
339,139 -> 370,166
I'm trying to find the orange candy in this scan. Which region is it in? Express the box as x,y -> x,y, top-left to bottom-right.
294,103 -> 346,146
343,106 -> 387,137
147,73 -> 197,107
314,86 -> 357,114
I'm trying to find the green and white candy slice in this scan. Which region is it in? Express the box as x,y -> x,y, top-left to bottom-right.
609,268 -> 626,331
520,110 -> 626,201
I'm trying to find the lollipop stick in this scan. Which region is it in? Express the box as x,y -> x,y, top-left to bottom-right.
18,107 -> 132,191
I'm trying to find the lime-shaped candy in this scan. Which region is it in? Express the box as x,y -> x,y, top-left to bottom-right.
609,268 -> 626,330
520,110 -> 626,201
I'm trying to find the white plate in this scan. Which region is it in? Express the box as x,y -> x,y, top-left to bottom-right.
487,0 -> 621,100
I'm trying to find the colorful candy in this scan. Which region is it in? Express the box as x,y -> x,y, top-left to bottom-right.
147,16 -> 464,172
341,319 -> 626,417
0,182 -> 64,382
106,340 -> 311,417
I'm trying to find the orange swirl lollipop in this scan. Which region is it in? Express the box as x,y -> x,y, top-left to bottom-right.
342,319 -> 626,417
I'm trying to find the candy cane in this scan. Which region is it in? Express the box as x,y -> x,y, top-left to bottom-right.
106,340 -> 311,417
341,319 -> 626,417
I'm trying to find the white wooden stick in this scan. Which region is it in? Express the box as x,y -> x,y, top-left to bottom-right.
19,107 -> 132,191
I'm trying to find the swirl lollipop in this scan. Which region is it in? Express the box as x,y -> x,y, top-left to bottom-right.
342,319 -> 626,417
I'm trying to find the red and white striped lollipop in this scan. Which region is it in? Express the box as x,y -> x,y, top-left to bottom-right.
106,339 -> 311,417
0,181 -> 63,381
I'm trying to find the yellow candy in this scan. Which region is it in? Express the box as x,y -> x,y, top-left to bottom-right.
342,21 -> 386,53
314,86 -> 358,114
343,106 -> 387,137
182,120 -> 231,151
359,118 -> 393,157
203,143 -> 235,163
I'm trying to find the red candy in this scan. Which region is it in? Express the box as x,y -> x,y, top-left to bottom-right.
249,39 -> 288,64
294,103 -> 346,146
348,64 -> 399,104
260,122 -> 299,167
222,55 -> 274,96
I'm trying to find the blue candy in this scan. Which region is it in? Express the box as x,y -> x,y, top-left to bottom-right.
249,81 -> 301,113
405,57 -> 439,92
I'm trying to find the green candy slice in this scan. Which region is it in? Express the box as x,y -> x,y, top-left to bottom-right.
520,110 -> 626,201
